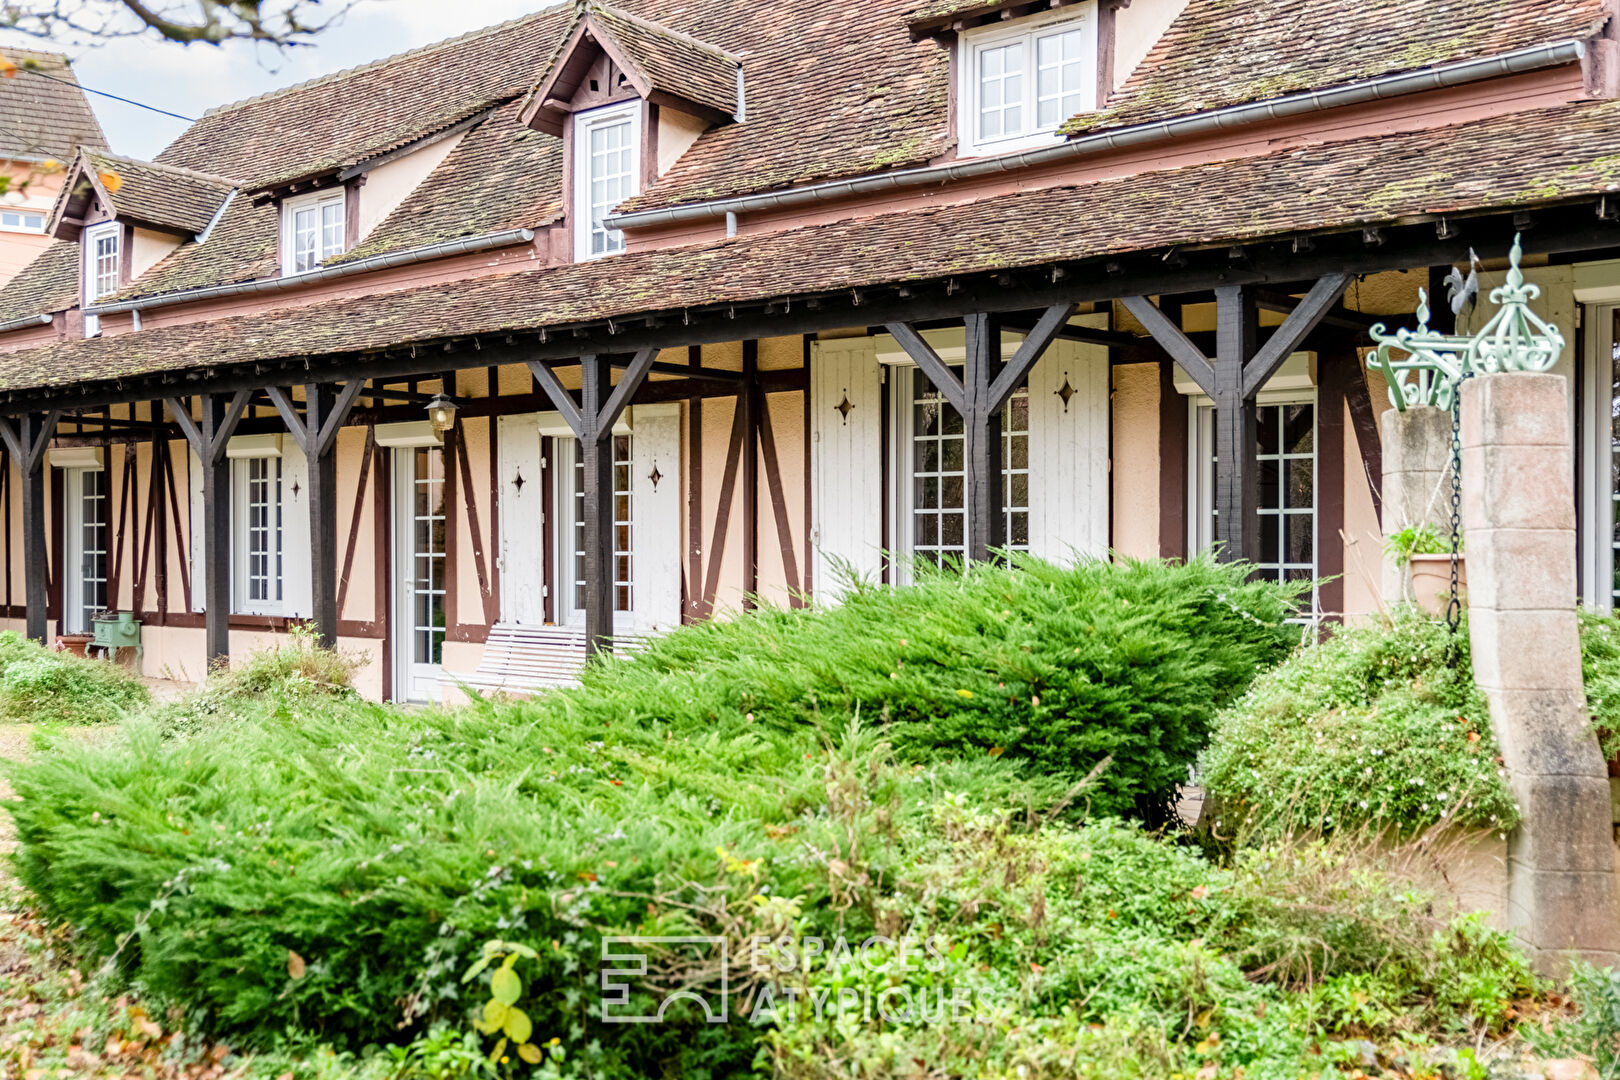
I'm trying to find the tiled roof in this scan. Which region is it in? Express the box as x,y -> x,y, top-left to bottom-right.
590,4 -> 740,118
80,150 -> 237,235
606,0 -> 951,213
154,6 -> 573,188
335,101 -> 563,264
0,239 -> 76,323
0,48 -> 105,162
1064,0 -> 1610,135
0,0 -> 1604,325
5,96 -> 1620,394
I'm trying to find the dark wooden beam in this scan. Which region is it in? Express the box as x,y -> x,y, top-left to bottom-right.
962,313 -> 1004,562
578,355 -> 615,657
1241,273 -> 1351,398
0,411 -> 59,642
990,302 -> 1078,412
1212,285 -> 1260,565
1120,295 -> 1216,396
198,394 -> 232,666
526,350 -> 658,656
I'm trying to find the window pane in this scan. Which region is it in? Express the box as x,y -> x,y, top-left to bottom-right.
978,41 -> 1025,141
1035,27 -> 1088,128
587,116 -> 634,257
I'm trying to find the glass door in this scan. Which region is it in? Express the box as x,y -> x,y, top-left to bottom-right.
1580,305 -> 1620,609
62,468 -> 107,634
392,446 -> 446,702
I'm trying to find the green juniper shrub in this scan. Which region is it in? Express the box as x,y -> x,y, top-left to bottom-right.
7,695 -> 1538,1078
1198,607 -> 1519,841
0,630 -> 148,724
570,553 -> 1302,821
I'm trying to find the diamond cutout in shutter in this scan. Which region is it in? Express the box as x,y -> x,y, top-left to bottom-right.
835,391 -> 854,424
290,479 -> 301,497
513,470 -> 525,491
1055,373 -> 1075,413
648,462 -> 663,491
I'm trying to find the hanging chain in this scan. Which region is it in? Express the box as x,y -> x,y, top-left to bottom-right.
1445,371 -> 1472,639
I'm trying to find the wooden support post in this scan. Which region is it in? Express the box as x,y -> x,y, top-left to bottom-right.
266,381 -> 365,648
0,411 -> 60,643
963,313 -> 1004,562
741,342 -> 759,605
528,349 -> 658,657
577,356 -> 616,655
1123,274 -> 1349,565
164,391 -> 252,667
306,385 -> 341,648
886,304 -> 1074,564
1212,285 -> 1260,564
198,395 -> 232,666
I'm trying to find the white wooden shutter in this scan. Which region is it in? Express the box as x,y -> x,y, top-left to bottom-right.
630,403 -> 681,632
497,413 -> 546,624
281,448 -> 313,618
810,337 -> 884,598
1025,319 -> 1111,562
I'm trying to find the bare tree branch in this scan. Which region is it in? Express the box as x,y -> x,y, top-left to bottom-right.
0,0 -> 361,48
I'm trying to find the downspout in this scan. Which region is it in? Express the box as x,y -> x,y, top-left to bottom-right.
606,39 -> 1586,232
85,227 -> 537,317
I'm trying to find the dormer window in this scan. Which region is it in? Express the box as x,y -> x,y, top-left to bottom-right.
82,221 -> 120,337
282,189 -> 346,274
958,3 -> 1097,157
574,101 -> 641,261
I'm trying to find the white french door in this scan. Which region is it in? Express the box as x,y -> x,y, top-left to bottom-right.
1580,304 -> 1620,609
62,467 -> 108,634
392,446 -> 447,703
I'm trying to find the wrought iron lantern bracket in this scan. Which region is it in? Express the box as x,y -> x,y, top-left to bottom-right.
1365,234 -> 1565,411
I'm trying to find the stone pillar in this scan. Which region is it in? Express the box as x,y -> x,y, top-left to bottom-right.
1461,373 -> 1620,974
1380,405 -> 1452,607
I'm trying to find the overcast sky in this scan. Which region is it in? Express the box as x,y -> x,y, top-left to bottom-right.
1,0 -> 546,159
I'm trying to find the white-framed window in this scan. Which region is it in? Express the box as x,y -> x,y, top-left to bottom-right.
573,100 -> 641,261
281,189 -> 346,275
1189,396 -> 1317,589
0,209 -> 46,234
957,3 -> 1098,156
554,434 -> 634,618
63,466 -> 107,634
232,455 -> 284,615
82,221 -> 121,338
890,365 -> 1030,572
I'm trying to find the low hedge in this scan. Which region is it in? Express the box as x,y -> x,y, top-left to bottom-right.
0,630 -> 148,724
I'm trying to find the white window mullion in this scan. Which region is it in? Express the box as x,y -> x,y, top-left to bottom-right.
233,455 -> 285,615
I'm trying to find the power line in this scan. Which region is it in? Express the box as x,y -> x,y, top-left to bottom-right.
20,65 -> 194,123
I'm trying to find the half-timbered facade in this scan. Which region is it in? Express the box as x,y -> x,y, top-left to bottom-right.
0,0 -> 1616,700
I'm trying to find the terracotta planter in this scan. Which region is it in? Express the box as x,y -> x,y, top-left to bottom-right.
56,633 -> 93,658
1406,553 -> 1466,616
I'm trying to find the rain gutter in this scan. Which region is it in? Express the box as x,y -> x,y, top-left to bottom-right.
84,227 -> 537,316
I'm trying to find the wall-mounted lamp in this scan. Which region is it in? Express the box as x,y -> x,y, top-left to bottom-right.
427,392 -> 458,435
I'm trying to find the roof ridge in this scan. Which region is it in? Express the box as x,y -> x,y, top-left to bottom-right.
590,2 -> 743,63
197,2 -> 571,119
0,46 -> 72,63
84,148 -> 241,187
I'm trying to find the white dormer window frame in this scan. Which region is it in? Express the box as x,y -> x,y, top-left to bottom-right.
573,100 -> 642,262
956,2 -> 1099,158
281,188 -> 346,275
82,220 -> 121,338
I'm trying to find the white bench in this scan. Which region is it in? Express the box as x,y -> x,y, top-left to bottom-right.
458,623 -> 650,696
